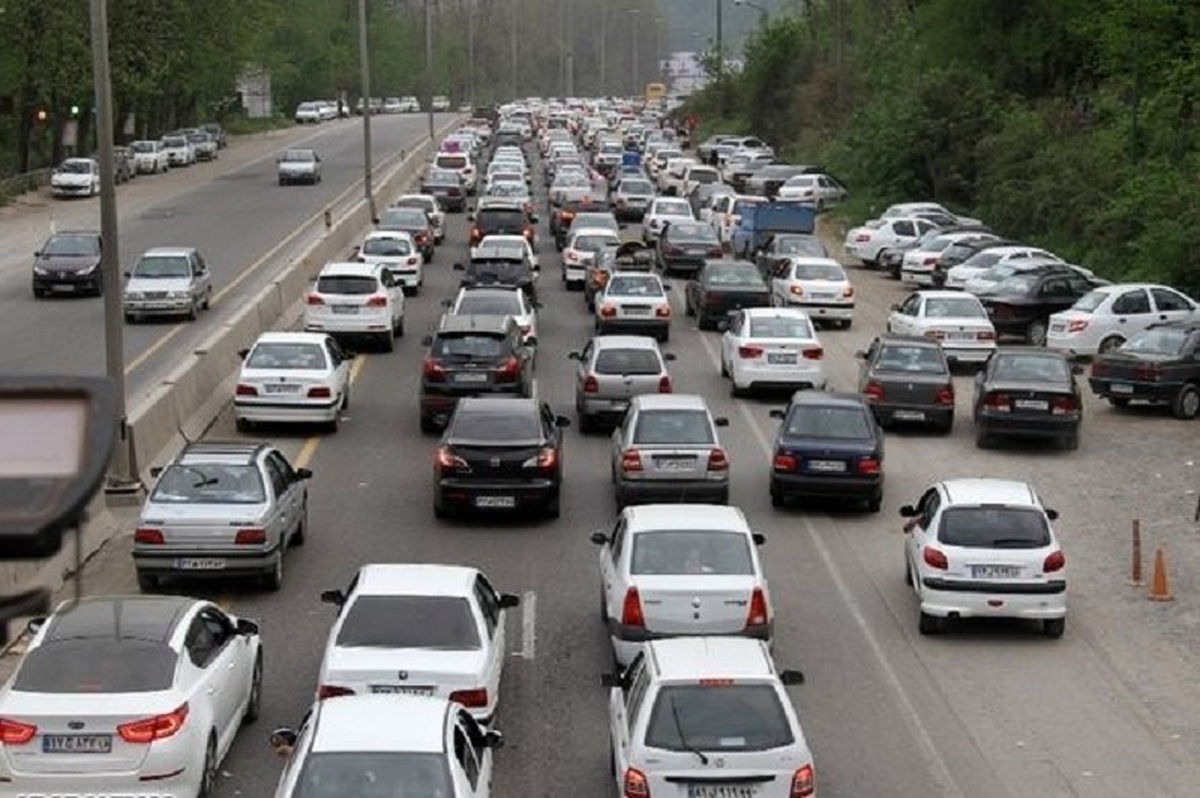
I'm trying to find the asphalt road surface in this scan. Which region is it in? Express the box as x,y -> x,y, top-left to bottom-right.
4,134 -> 1200,798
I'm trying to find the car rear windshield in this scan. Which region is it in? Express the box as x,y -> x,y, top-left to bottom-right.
595,349 -> 661,375
655,200 -> 691,216
477,210 -> 526,227
666,223 -> 717,242
436,155 -> 468,169
43,234 -> 100,257
785,406 -> 872,439
294,752 -> 452,798
456,293 -> 522,316
938,507 -> 1051,549
450,409 -> 541,441
283,150 -> 315,162
433,333 -> 506,358
574,234 -> 618,251
706,264 -> 764,287
646,684 -> 793,752
362,237 -> 412,256
316,275 -> 377,295
924,297 -> 986,319
875,345 -> 945,373
621,180 -> 654,194
991,354 -> 1071,382
247,343 -> 327,370
631,531 -> 753,576
607,276 -> 663,297
14,640 -> 176,693
151,463 -> 267,504
1121,328 -> 1190,356
633,410 -> 714,445
749,316 -> 812,339
336,596 -> 480,649
791,262 -> 843,280
467,260 -> 529,284
380,209 -> 427,227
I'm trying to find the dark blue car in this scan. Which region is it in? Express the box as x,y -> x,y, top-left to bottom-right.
768,391 -> 885,512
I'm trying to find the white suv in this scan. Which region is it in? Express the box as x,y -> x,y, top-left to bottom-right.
434,151 -> 478,194
304,261 -> 405,351
900,478 -> 1067,637
603,637 -> 815,798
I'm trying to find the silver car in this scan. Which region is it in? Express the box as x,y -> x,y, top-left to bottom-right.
611,394 -> 731,508
122,246 -> 213,322
570,335 -> 676,432
594,271 -> 672,342
132,440 -> 312,592
278,148 -> 322,185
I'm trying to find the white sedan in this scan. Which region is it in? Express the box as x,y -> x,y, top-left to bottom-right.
235,331 -> 352,431
356,230 -> 423,294
0,596 -> 262,798
316,564 -> 519,723
590,504 -> 772,665
642,197 -> 694,244
765,256 -> 855,328
887,290 -> 997,364
843,215 -> 943,265
448,285 -> 539,344
721,307 -> 826,395
1046,282 -> 1200,356
595,271 -> 672,342
562,227 -> 622,288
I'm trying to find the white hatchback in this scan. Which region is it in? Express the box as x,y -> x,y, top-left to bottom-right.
316,564 -> 520,723
887,290 -> 996,364
721,307 -> 826,395
563,227 -> 622,287
901,478 -> 1067,637
765,257 -> 854,327
235,331 -> 352,431
356,230 -> 423,294
1046,283 -> 1200,356
304,261 -> 405,351
643,197 -> 694,244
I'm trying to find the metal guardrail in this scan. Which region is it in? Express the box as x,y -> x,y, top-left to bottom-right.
0,168 -> 52,202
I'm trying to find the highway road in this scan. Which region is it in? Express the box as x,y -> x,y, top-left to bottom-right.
3,127 -> 1200,797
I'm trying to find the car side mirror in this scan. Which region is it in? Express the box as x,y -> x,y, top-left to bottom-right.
123,271 -> 131,279
713,417 -> 730,427
899,504 -> 918,518
498,593 -> 520,609
555,415 -> 571,428
149,466 -> 164,478
889,303 -> 899,311
26,617 -> 45,636
1045,508 -> 1059,521
452,262 -> 465,271
320,589 -> 345,606
441,299 -> 453,308
295,467 -> 313,481
662,353 -> 677,361
483,729 -> 505,749
590,532 -> 609,546
600,672 -> 627,689
236,618 -> 260,636
237,348 -> 249,360
567,351 -> 581,360
752,533 -> 766,546
768,408 -> 787,420
779,669 -> 806,685
269,728 -> 297,750
421,335 -> 434,346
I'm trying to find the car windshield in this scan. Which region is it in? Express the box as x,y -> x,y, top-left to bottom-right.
450,409 -> 541,441
667,223 -> 718,242
655,200 -> 691,216
594,348 -> 662,375
992,275 -> 1040,295
293,752 -> 452,798
923,297 -> 986,319
283,150 -> 315,162
14,640 -> 176,693
187,133 -> 209,143
791,262 -> 844,281
607,276 -> 663,297
875,345 -> 946,374
631,531 -> 754,576
133,256 -> 191,278
706,264 -> 764,287
162,137 -> 186,147
748,316 -> 812,339
316,275 -> 377,295
938,507 -> 1051,549
645,685 -> 793,752
426,168 -> 459,183
433,333 -> 506,358
131,141 -> 155,153
621,180 -> 654,194
336,596 -> 480,649
361,237 -> 412,256
992,354 -> 1071,382
43,234 -> 100,257
151,463 -> 267,504
59,160 -> 92,173
776,237 -> 826,257
632,409 -> 714,445
247,343 -> 327,370
456,293 -> 522,316
785,406 -> 872,439
1120,328 -> 1190,356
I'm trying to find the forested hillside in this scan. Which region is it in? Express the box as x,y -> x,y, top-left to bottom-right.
684,0 -> 1200,293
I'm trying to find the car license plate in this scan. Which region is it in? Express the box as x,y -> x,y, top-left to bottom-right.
688,785 -> 758,798
1050,323 -> 1066,332
370,685 -> 434,696
1014,399 -> 1049,411
1110,383 -> 1134,394
42,734 -> 112,754
263,384 -> 300,394
623,307 -> 652,316
807,459 -> 846,473
972,564 -> 1021,579
475,495 -> 516,508
331,305 -> 358,315
51,284 -> 76,293
893,410 -> 926,421
947,331 -> 975,340
655,457 -> 695,471
810,292 -> 836,300
454,372 -> 489,384
767,353 -> 797,365
175,558 -> 227,570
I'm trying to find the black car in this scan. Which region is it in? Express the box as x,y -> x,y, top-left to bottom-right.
454,255 -> 538,304
421,168 -> 467,212
470,204 -> 532,249
768,391 -> 884,512
978,268 -> 1101,345
754,233 -> 829,278
433,397 -> 569,519
419,315 -> 535,433
657,220 -> 723,277
377,206 -> 435,261
973,349 -> 1082,449
746,164 -> 814,200
32,229 -> 103,297
856,336 -> 955,432
684,259 -> 772,330
1088,321 -> 1200,419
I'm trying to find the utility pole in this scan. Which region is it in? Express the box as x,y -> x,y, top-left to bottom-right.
715,0 -> 724,78
358,0 -> 376,221
90,0 -> 141,502
631,8 -> 640,97
425,0 -> 435,141
599,4 -> 607,96
510,0 -> 519,100
466,0 -> 476,105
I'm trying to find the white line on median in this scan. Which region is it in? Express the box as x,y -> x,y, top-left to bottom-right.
512,590 -> 537,659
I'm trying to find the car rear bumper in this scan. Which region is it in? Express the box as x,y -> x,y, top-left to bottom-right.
732,363 -> 825,391
942,345 -> 995,363
234,398 -> 340,423
976,413 -> 1079,437
872,404 -> 954,427
783,300 -> 854,320
596,318 -> 670,337
615,479 -> 729,506
609,621 -> 771,665
919,578 -> 1067,620
133,542 -> 283,577
435,479 -> 559,511
1088,378 -> 1178,403
771,472 -> 882,501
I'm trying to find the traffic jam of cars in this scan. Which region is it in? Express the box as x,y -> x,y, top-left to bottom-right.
5,95 -> 1199,798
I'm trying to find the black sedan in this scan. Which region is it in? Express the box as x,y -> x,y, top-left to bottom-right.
684,259 -> 772,330
433,397 -> 570,518
768,391 -> 884,512
978,267 -> 1102,345
31,229 -> 103,297
657,221 -> 723,277
421,168 -> 467,212
856,336 -> 955,433
973,349 -> 1082,449
1088,320 -> 1200,419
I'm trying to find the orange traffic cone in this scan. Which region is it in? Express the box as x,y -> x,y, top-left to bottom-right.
1148,547 -> 1174,602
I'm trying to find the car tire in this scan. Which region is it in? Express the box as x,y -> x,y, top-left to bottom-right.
1098,335 -> 1124,355
379,331 -> 394,353
433,494 -> 450,519
545,493 -> 561,519
124,312 -> 135,323
202,289 -> 211,310
420,415 -> 440,435
730,380 -> 744,398
1171,384 -> 1199,420
657,328 -> 669,344
186,299 -> 198,321
395,317 -> 405,338
866,493 -> 883,513
720,358 -> 729,378
578,411 -> 596,434
262,552 -> 283,591
770,483 -> 785,508
904,558 -> 913,586
242,653 -> 263,724
1043,618 -> 1066,639
918,611 -> 943,635
135,571 -> 158,593
32,287 -> 45,299
974,427 -> 991,449
1062,431 -> 1080,451
198,735 -> 218,798
1026,319 -> 1048,347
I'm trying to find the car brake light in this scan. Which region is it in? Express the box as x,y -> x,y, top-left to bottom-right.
318,685 -> 355,700
789,284 -> 804,297
855,456 -> 881,475
923,257 -> 938,266
983,392 -> 1012,412
566,250 -> 580,263
235,383 -> 258,397
923,546 -> 948,570
802,346 -> 823,360
924,330 -> 946,341
0,718 -> 37,745
307,386 -> 332,398
707,448 -> 729,471
843,285 -> 855,298
600,304 -> 617,318
117,703 -> 189,743
1051,396 -> 1078,415
624,767 -> 650,798
134,527 -> 164,545
523,446 -> 558,473
977,330 -> 996,341
863,381 -> 885,402
738,345 -> 764,359
773,451 -> 797,472
708,247 -> 724,257
791,764 -> 816,797
523,227 -> 534,239
934,384 -> 955,405
746,588 -> 768,627
658,375 -> 673,393
470,227 -> 482,241
655,304 -> 671,318
664,246 -> 684,256
306,293 -> 324,305
365,295 -> 388,307
436,446 -> 469,474
621,588 -> 645,627
855,233 -> 870,242
1135,364 -> 1161,381
1066,319 -> 1088,333
583,375 -> 599,393
495,357 -> 522,380
1043,550 -> 1066,573
234,528 -> 267,545
449,688 -> 489,708
621,449 -> 642,472
1090,360 -> 1108,377
423,358 -> 446,382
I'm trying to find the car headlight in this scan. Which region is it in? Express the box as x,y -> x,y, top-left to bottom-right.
170,290 -> 190,299
33,266 -> 48,276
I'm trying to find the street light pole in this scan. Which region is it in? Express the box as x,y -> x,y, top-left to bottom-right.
357,0 -> 376,222
510,0 -> 519,99
630,8 -> 640,97
425,0 -> 434,141
89,0 -> 140,501
599,4 -> 607,96
715,0 -> 724,78
466,0 -> 476,106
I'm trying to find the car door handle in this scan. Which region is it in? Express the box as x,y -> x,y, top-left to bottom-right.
207,686 -> 216,695
228,661 -> 236,669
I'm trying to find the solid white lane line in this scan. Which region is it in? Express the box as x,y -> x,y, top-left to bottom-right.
513,590 -> 537,660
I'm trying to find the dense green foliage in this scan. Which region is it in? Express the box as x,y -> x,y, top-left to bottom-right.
684,0 -> 1200,294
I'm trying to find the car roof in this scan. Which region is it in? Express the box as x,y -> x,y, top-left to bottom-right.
916,290 -> 979,300
252,331 -> 331,346
43,595 -> 198,645
457,396 -> 538,415
787,390 -> 868,409
354,563 -> 479,597
939,478 -> 1039,508
591,335 -> 662,350
177,439 -> 266,466
363,230 -> 415,241
738,307 -> 812,321
140,246 -> 196,258
648,637 -> 775,680
436,314 -> 513,334
317,261 -> 381,277
784,256 -> 843,268
1084,282 -> 1173,294
625,504 -> 750,533
311,695 -> 447,753
572,227 -> 620,237
631,393 -> 710,411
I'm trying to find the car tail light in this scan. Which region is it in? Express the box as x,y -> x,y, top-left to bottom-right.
863,381 -> 885,402
746,587 -> 768,627
789,284 -> 805,297
306,293 -> 325,305
791,764 -> 816,797
449,688 -> 489,708
470,227 -> 482,242
117,703 -> 189,743
923,546 -> 948,570
495,357 -> 522,380
234,528 -> 267,545
855,456 -> 881,475
0,718 -> 37,745
924,330 -> 946,341
621,588 -> 645,627
664,246 -> 684,256
708,246 -> 724,257
523,227 -> 534,239
1090,360 -> 1108,377
415,231 -> 429,243
134,527 -> 164,545
423,358 -> 446,382
1135,364 -> 1161,382
365,294 -> 388,307
655,304 -> 671,318
977,330 -> 996,341
566,250 -> 580,263
1051,396 -> 1078,415
235,383 -> 258,397
802,346 -> 823,361
658,375 -> 673,393
583,375 -> 599,394
600,304 -> 617,318
707,448 -> 729,471
1066,319 -> 1088,333
523,446 -> 558,473
318,685 -> 355,700
561,211 -> 575,223
923,257 -> 938,266
983,392 -> 1012,412
1043,550 -> 1066,573
307,386 -> 332,398
934,384 -> 955,405
988,304 -> 1012,319
621,449 -> 642,472
436,446 -> 469,474
738,345 -> 764,359
773,451 -> 797,472
843,285 -> 855,298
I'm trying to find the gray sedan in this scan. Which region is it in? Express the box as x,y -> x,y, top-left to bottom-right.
856,335 -> 955,432
277,148 -> 322,185
570,335 -> 676,432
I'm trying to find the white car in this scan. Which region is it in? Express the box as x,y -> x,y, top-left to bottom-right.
235,331 -> 352,431
595,271 -> 672,343
944,245 -> 1062,290
0,595 -> 261,798
962,258 -> 1087,296
434,151 -> 477,193
49,157 -> 100,197
604,637 -> 815,798
901,478 -> 1067,637
886,290 -> 996,364
160,134 -> 195,166
294,102 -> 323,123
843,215 -> 944,265
316,564 -> 520,723
680,164 -> 722,198
642,197 -> 694,244
303,261 -> 405,351
712,194 -> 767,246
129,140 -> 170,174
473,234 -> 539,275
660,156 -> 699,196
649,147 -> 683,179
122,246 -> 213,322
562,227 -> 622,287
721,307 -> 826,395
448,285 -> 539,344
881,201 -> 982,227
590,504 -> 772,665
272,695 -> 502,798
900,231 -> 999,287
1046,283 -> 1200,356
356,230 -> 423,294
775,172 -> 848,209
765,256 -> 854,328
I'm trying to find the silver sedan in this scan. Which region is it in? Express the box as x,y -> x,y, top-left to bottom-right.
570,335 -> 675,433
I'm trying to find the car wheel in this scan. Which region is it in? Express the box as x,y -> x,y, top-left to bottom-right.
1043,618 -> 1066,639
974,427 -> 991,449
292,501 -> 308,546
1026,318 -> 1048,347
904,558 -> 913,586
1062,430 -> 1080,451
578,411 -> 596,434
1172,384 -> 1199,420
918,611 -> 943,636
235,416 -> 254,433
697,312 -> 710,331
770,483 -> 785,509
124,312 -> 135,323
198,735 -> 218,798
262,551 -> 283,591
32,287 -> 45,299
433,494 -> 450,519
1108,396 -> 1130,409
242,653 -> 263,724
544,492 -> 561,519
657,328 -> 669,343
841,319 -> 852,330
866,493 -> 883,513
1098,335 -> 1124,355
420,415 -> 440,435
278,177 -> 286,186
394,317 -> 405,337
202,288 -> 211,310
135,571 -> 158,593
730,380 -> 744,398
379,331 -> 395,353
186,299 -> 198,321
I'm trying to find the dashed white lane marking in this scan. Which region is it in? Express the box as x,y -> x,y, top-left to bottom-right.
513,590 -> 537,660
